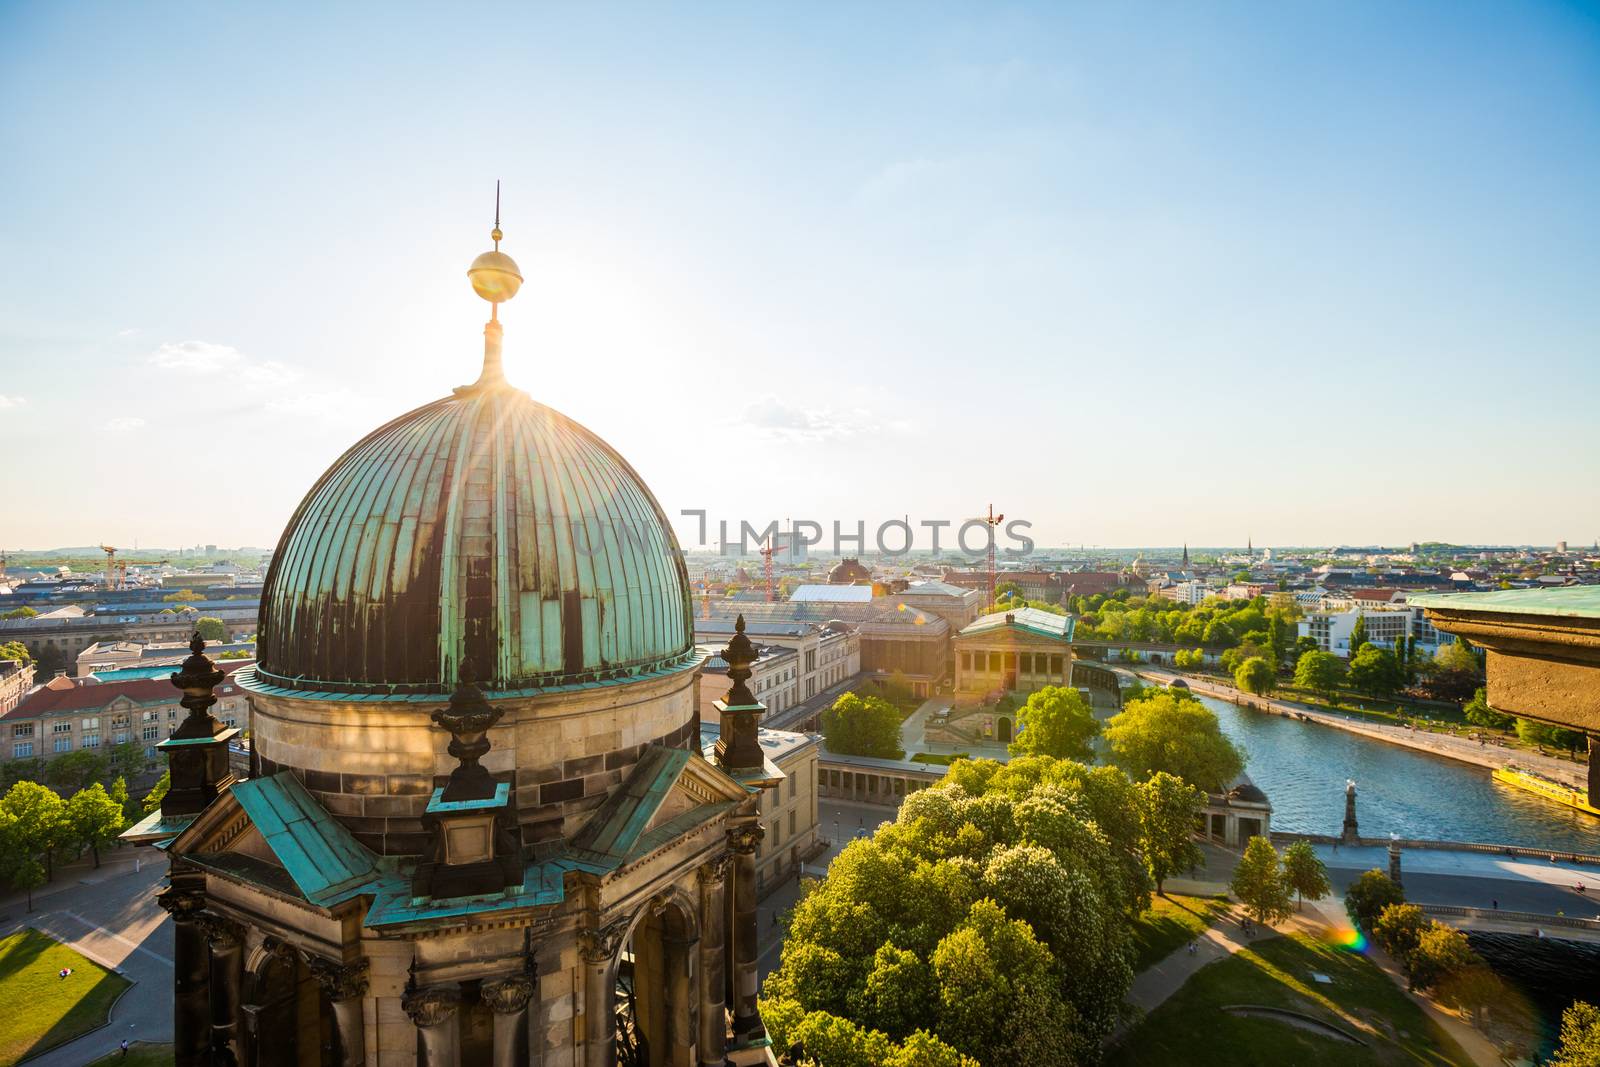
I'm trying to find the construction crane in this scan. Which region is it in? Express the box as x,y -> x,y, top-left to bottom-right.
968,505 -> 1004,609
759,533 -> 777,603
98,546 -> 170,590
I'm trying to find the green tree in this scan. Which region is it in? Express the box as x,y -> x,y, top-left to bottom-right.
1348,613 -> 1369,653
194,616 -> 228,643
1,606 -> 38,619
109,776 -> 137,824
822,692 -> 903,759
142,769 -> 171,815
1549,1001 -> 1600,1067
0,805 -> 47,910
1008,686 -> 1099,762
1294,650 -> 1344,699
0,639 -> 33,663
1344,868 -> 1405,930
1371,902 -> 1428,965
109,741 -> 146,781
1407,922 -> 1479,994
1234,656 -> 1276,696
1347,645 -> 1403,698
45,749 -> 109,793
1105,692 -> 1245,791
0,780 -> 69,882
1230,836 -> 1292,925
1514,717 -> 1586,755
65,782 -> 126,867
162,589 -> 203,602
1432,639 -> 1480,677
1280,840 -> 1330,911
1293,635 -> 1320,663
1137,772 -> 1204,893
1462,687 -> 1513,730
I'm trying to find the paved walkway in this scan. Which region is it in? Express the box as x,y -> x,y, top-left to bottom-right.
0,850 -> 172,1067
1125,901 -> 1271,1017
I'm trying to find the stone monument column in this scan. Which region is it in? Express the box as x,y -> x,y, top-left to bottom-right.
579,921 -> 626,1067
1388,834 -> 1403,888
697,857 -> 730,1065
159,882 -> 212,1067
402,986 -> 460,1067
1341,780 -> 1359,844
309,958 -> 369,1067
201,914 -> 245,1066
482,973 -> 535,1067
728,824 -> 765,1045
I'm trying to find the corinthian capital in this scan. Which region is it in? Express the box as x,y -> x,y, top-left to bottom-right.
156,885 -> 206,923
309,956 -> 370,1001
482,973 -> 535,1015
727,823 -> 764,855
577,918 -> 630,963
402,985 -> 458,1029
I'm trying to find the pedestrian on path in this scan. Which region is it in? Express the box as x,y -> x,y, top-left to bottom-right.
120,1039 -> 129,1058
1492,899 -> 1498,910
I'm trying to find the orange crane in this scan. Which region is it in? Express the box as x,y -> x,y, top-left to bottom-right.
98,546 -> 169,590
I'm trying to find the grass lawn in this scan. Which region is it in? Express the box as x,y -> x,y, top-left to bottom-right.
0,928 -> 131,1067
1128,894 -> 1231,972
85,1042 -> 173,1067
1110,932 -> 1472,1066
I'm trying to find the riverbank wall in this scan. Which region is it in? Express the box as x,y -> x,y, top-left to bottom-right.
1268,830 -> 1600,868
1135,669 -> 1587,790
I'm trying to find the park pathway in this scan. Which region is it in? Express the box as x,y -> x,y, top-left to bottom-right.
1123,900 -> 1275,1021
0,853 -> 172,1067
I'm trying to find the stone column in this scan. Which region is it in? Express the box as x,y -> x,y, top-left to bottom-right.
309,958 -> 369,1067
662,924 -> 699,1067
579,920 -> 627,1067
402,986 -> 460,1067
482,973 -> 535,1067
201,914 -> 244,1067
728,824 -> 765,1045
697,858 -> 730,1066
158,882 -> 211,1067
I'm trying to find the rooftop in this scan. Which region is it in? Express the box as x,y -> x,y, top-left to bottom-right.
958,606 -> 1076,641
1409,586 -> 1600,620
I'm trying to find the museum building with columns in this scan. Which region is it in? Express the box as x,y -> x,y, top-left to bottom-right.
125,214 -> 782,1067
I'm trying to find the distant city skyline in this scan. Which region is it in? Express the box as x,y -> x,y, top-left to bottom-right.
3,3 -> 1598,548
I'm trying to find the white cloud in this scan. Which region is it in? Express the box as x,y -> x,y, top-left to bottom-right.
117,327 -> 139,337
0,394 -> 24,409
741,395 -> 891,443
241,360 -> 301,387
147,340 -> 243,373
103,416 -> 146,432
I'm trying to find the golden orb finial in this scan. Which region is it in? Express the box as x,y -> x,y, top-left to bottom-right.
468,181 -> 522,305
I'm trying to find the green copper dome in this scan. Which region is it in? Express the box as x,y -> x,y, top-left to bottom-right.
254,385 -> 696,696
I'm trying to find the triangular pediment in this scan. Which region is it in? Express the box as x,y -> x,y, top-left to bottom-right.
169,773 -> 379,907
570,745 -> 748,861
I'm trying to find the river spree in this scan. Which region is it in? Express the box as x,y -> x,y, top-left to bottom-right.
1200,695 -> 1600,854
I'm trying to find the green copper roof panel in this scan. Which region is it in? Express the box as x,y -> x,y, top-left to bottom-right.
569,746 -> 691,859
1409,586 -> 1600,619
255,386 -> 695,697
231,773 -> 378,906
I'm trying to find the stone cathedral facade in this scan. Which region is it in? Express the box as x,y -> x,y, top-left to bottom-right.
126,219 -> 781,1067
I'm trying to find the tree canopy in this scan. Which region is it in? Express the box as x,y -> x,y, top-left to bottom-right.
1234,656 -> 1275,696
1347,645 -> 1403,698
1,606 -> 38,619
1104,692 -> 1244,792
1136,772 -> 1203,893
1007,686 -> 1098,762
762,755 -> 1152,1065
1280,840 -> 1331,911
1230,836 -> 1293,925
1344,868 -> 1405,930
1293,650 -> 1344,698
194,616 -> 228,643
1550,1002 -> 1600,1067
1462,687 -> 1514,730
65,782 -> 126,867
0,640 -> 33,663
822,692 -> 903,759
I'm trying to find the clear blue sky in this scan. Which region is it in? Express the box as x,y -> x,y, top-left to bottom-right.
2,2 -> 1597,551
